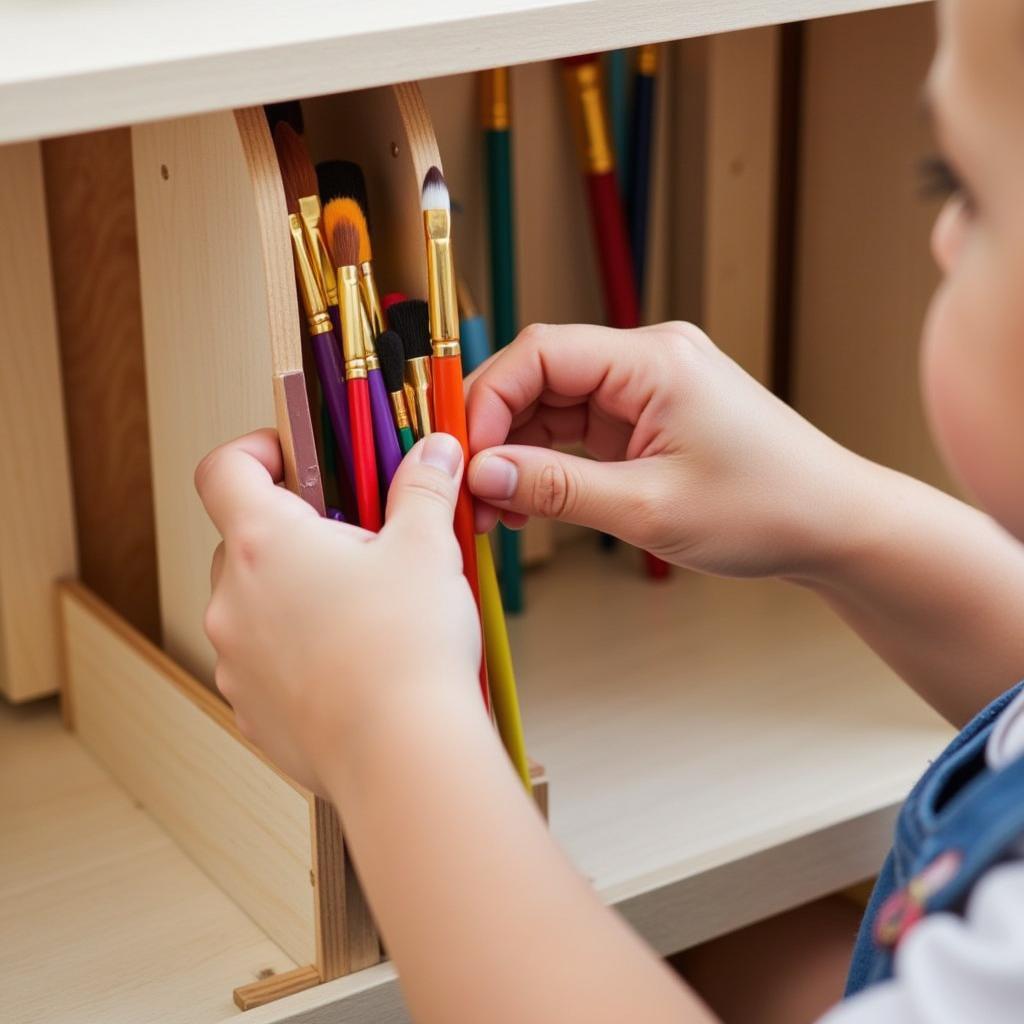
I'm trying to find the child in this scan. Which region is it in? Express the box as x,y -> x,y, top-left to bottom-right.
194,1 -> 1024,1019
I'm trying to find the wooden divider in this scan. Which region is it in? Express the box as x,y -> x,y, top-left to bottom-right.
0,141 -> 77,702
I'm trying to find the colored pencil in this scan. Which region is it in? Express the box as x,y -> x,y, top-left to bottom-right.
481,67 -> 526,613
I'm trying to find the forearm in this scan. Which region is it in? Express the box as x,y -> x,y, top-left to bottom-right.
323,682 -> 713,1024
791,459 -> 1024,725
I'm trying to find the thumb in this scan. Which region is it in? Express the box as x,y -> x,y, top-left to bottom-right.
468,445 -> 661,545
384,432 -> 464,543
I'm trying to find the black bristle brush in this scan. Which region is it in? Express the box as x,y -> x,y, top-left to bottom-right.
387,299 -> 434,439
377,330 -> 416,455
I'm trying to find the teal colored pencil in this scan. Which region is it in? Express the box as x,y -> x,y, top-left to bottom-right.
481,68 -> 524,614
606,50 -> 630,194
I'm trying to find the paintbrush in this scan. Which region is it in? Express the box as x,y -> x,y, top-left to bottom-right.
421,166 -> 490,709
316,161 -> 386,338
627,44 -> 658,298
265,100 -> 304,135
273,123 -> 356,518
387,299 -> 434,441
326,217 -> 382,532
321,193 -> 403,494
561,54 -> 669,580
377,329 -> 416,456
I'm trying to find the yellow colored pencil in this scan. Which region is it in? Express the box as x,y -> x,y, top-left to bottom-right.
475,534 -> 532,793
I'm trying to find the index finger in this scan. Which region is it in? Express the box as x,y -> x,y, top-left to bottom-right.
465,323 -> 660,454
194,428 -> 293,537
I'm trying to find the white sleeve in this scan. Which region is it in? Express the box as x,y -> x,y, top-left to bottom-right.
818,859 -> 1024,1024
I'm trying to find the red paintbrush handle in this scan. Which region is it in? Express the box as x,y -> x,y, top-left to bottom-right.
585,169 -> 640,329
432,352 -> 490,710
347,376 -> 382,532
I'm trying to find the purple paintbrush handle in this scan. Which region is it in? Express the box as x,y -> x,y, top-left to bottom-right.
310,329 -> 355,488
368,367 -> 403,489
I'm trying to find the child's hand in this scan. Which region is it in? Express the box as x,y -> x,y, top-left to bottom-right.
195,429 -> 482,793
467,321 -> 873,579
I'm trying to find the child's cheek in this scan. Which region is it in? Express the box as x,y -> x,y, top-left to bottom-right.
921,253 -> 1024,542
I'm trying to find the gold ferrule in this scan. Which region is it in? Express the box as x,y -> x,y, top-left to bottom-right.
480,67 -> 511,131
298,196 -> 338,309
337,265 -> 366,366
405,356 -> 433,436
288,214 -> 332,335
358,262 -> 385,338
388,390 -> 412,431
344,359 -> 368,381
562,59 -> 614,174
637,43 -> 658,77
424,209 -> 460,344
432,340 -> 461,358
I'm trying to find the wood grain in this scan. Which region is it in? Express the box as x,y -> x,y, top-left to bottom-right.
234,965 -> 322,1011
0,141 -> 77,702
41,128 -> 161,642
60,582 -> 317,967
0,697 -> 296,1024
702,26 -> 780,382
792,4 -> 950,489
133,110 -> 305,682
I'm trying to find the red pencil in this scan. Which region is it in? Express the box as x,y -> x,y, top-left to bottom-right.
562,53 -> 669,580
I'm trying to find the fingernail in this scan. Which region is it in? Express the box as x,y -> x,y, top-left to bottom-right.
472,454 -> 518,501
420,433 -> 463,477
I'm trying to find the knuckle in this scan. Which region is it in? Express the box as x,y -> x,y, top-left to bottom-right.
533,461 -> 576,519
517,322 -> 549,350
231,520 -> 271,567
193,447 -> 222,494
203,599 -> 228,649
404,473 -> 454,508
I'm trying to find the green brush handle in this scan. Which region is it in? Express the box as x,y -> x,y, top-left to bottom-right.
486,126 -> 524,614
398,424 -> 416,455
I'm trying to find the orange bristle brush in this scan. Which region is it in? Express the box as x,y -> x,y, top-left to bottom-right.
326,214 -> 382,532
421,166 -> 489,710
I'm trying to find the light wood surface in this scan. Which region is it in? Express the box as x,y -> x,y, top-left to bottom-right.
0,141 -> 77,702
0,0 -> 925,146
234,965 -> 322,1012
61,582 -> 317,968
236,540 -> 950,1024
41,129 -> 162,642
792,4 -> 951,489
133,110 -> 291,682
702,26 -> 779,383
0,697 -> 297,1024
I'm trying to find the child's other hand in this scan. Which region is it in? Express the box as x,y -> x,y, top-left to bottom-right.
195,429 -> 481,793
467,322 -> 872,579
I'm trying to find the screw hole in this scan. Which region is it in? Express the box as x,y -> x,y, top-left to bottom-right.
390,142 -> 400,159
160,164 -> 170,180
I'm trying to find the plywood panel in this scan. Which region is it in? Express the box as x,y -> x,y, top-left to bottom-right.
42,128 -> 161,642
61,582 -> 317,967
702,26 -> 780,382
0,141 -> 77,702
792,4 -> 949,489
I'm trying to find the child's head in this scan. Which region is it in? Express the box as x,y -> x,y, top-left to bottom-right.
923,0 -> 1024,540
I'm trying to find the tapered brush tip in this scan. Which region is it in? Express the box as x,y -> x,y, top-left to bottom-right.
272,122 -> 318,215
420,166 -> 450,214
388,299 -> 433,360
376,330 -> 406,393
327,216 -> 362,270
317,160 -> 373,262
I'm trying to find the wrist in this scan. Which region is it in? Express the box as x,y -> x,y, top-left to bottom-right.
309,668 -> 488,802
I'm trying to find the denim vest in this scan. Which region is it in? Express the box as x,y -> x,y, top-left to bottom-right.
845,681 -> 1024,996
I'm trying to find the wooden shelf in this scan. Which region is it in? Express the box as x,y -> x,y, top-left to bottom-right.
211,541 -> 954,1024
0,0 -> 923,145
0,697 -> 296,1024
